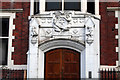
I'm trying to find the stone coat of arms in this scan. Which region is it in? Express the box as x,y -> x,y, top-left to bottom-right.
53,11 -> 71,32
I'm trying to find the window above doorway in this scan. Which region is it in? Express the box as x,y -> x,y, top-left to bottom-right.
32,0 -> 99,15
45,0 -> 81,11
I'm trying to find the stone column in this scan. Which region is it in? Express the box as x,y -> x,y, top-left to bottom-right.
85,16 -> 100,78
27,18 -> 39,78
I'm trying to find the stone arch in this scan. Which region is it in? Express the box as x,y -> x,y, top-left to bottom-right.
39,39 -> 85,52
38,39 -> 85,78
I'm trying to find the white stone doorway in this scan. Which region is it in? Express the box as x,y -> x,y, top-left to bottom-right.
38,39 -> 85,78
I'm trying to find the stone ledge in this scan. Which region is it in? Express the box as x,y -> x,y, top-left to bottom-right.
107,7 -> 120,11
0,9 -> 23,12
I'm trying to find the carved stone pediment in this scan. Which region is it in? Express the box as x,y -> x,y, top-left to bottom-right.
30,11 -> 98,44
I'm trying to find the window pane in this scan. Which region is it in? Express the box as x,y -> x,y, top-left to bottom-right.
64,0 -> 81,11
0,38 -> 8,65
46,0 -> 62,11
87,0 -> 95,14
0,18 -> 9,37
34,0 -> 39,14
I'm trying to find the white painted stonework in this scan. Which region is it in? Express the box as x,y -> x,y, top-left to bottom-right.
28,11 -> 100,78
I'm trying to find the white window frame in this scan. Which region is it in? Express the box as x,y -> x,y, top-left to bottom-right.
0,18 -> 9,65
0,12 -> 27,69
0,13 -> 15,68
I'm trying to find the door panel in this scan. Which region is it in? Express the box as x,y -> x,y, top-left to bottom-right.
45,49 -> 80,79
62,49 -> 80,79
45,49 -> 61,78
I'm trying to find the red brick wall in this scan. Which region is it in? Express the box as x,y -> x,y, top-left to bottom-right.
1,1 -> 120,66
1,69 -> 25,79
1,2 -> 30,65
100,2 -> 119,66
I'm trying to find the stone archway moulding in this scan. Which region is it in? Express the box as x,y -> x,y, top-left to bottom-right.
39,39 -> 85,52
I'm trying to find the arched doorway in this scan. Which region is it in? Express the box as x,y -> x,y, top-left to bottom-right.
38,39 -> 85,78
45,48 -> 80,79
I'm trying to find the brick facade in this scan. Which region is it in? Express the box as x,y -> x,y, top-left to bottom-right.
100,2 -> 119,66
0,1 -> 120,66
1,0 -> 120,79
1,2 -> 30,65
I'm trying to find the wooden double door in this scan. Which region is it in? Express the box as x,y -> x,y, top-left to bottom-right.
45,48 -> 80,79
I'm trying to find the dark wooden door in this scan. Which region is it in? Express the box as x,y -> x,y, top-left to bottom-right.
45,48 -> 80,79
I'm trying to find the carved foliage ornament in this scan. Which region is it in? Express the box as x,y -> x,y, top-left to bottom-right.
52,11 -> 72,32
